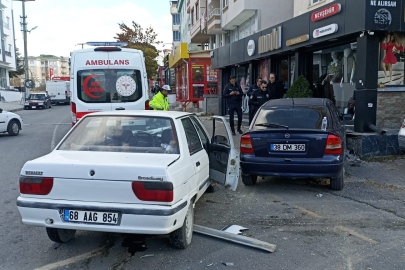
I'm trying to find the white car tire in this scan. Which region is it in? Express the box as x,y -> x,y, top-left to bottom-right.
7,120 -> 19,136
169,202 -> 194,249
46,228 -> 76,243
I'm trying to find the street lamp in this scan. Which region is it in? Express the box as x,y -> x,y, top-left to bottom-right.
13,0 -> 35,103
27,26 -> 38,33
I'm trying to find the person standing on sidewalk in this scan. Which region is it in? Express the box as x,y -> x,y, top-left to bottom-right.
223,75 -> 243,136
249,80 -> 270,120
268,73 -> 284,100
247,77 -> 262,124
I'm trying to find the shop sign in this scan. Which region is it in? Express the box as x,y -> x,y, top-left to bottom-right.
286,35 -> 309,46
374,8 -> 392,30
312,4 -> 341,22
313,24 -> 339,39
247,40 -> 255,56
370,1 -> 397,7
258,26 -> 282,54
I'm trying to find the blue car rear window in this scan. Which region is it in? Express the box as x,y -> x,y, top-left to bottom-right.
254,106 -> 327,130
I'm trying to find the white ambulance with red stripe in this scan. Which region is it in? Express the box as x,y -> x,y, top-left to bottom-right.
70,42 -> 149,125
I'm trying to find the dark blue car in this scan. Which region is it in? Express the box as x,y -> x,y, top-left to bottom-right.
240,98 -> 349,191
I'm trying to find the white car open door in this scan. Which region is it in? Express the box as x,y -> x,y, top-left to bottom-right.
208,116 -> 240,191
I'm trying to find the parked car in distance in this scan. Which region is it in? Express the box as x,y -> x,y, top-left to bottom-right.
24,92 -> 52,110
398,119 -> 405,152
0,108 -> 23,136
240,98 -> 351,191
17,111 -> 239,249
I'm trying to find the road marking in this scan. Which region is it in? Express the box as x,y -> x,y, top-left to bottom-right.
335,226 -> 378,244
33,249 -> 103,270
295,206 -> 323,219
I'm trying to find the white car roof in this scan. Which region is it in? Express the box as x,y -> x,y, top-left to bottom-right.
86,110 -> 195,119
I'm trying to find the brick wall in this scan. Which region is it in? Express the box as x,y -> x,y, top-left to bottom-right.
376,91 -> 405,129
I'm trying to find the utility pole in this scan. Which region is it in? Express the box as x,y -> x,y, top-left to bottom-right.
76,43 -> 86,49
22,1 -> 28,101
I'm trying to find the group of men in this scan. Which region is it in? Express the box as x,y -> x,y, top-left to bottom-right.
223,73 -> 283,135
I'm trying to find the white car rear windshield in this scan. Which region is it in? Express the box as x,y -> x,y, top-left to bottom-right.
77,69 -> 143,103
58,116 -> 179,154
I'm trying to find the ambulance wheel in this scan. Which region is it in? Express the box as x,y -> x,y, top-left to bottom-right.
46,228 -> 76,243
169,202 -> 194,249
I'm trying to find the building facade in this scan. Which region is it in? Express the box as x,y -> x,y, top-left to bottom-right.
1,0 -> 17,88
211,0 -> 405,134
171,1 -> 181,47
27,55 -> 70,85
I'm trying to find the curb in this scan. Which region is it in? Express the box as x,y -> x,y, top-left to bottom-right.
9,108 -> 24,113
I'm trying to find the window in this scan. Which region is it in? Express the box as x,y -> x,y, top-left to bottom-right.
4,16 -> 9,29
310,0 -> 324,5
29,60 -> 34,65
8,44 -> 11,52
223,0 -> 229,9
254,107 -> 328,130
196,3 -> 199,20
190,116 -> 209,150
77,69 -> 143,104
58,116 -> 179,154
173,31 -> 180,42
181,118 -> 203,155
172,14 -> 180,25
191,8 -> 194,25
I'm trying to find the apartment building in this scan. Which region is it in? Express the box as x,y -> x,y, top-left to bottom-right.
171,1 -> 181,47
0,0 -> 17,88
27,55 -> 70,85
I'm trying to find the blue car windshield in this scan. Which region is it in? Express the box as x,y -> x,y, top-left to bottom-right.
254,106 -> 327,130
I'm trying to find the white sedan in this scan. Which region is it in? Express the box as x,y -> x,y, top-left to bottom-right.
0,108 -> 23,136
17,111 -> 239,249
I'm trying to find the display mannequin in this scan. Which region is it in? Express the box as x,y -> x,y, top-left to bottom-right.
322,51 -> 342,85
340,48 -> 356,87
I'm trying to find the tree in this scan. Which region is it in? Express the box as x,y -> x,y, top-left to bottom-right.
286,76 -> 313,98
115,21 -> 162,49
115,21 -> 162,79
9,47 -> 25,78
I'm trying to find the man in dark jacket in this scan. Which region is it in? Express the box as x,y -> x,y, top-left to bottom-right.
249,80 -> 270,120
268,73 -> 284,100
223,75 -> 243,135
247,77 -> 262,124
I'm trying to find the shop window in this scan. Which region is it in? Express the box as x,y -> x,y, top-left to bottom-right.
192,65 -> 204,82
312,44 -> 357,113
378,32 -> 405,87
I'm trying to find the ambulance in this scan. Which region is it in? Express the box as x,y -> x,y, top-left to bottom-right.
70,42 -> 149,125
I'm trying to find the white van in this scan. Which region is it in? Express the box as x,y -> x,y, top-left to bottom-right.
70,43 -> 149,125
46,80 -> 70,104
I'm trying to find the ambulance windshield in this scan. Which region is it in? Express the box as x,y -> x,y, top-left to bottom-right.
77,69 -> 142,103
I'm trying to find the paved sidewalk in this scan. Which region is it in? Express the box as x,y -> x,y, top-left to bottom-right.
0,101 -> 24,112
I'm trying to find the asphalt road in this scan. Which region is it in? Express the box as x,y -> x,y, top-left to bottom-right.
1,109 -> 405,270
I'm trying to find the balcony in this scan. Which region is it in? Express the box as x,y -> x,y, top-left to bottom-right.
187,0 -> 190,13
5,51 -> 11,57
190,8 -> 210,43
170,5 -> 178,14
207,8 -> 222,35
172,24 -> 180,32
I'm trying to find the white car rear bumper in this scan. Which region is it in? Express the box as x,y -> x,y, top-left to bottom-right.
17,196 -> 188,235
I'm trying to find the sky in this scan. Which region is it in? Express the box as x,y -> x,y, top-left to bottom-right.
12,0 -> 173,62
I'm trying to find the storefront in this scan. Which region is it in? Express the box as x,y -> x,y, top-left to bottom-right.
169,43 -> 219,109
211,0 -> 405,132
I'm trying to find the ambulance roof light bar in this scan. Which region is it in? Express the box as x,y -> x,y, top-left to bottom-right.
86,42 -> 128,47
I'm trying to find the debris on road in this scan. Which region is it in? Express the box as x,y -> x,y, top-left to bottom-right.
206,263 -> 214,267
140,254 -> 154,258
193,225 -> 276,253
222,262 -> 234,266
220,225 -> 249,235
316,194 -> 323,198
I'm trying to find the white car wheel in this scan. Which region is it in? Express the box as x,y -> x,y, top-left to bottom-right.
169,202 -> 194,249
7,120 -> 19,136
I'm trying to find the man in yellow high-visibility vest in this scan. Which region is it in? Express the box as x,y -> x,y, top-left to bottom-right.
149,85 -> 171,111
